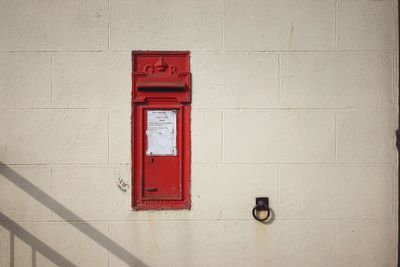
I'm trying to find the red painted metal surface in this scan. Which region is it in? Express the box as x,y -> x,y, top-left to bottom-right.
132,51 -> 191,210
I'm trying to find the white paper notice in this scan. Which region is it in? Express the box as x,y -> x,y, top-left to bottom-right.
146,110 -> 177,156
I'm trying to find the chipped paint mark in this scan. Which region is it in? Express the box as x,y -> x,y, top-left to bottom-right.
116,176 -> 129,192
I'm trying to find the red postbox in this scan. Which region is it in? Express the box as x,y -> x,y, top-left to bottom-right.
132,51 -> 191,210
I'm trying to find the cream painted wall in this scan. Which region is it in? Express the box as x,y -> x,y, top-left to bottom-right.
0,0 -> 398,266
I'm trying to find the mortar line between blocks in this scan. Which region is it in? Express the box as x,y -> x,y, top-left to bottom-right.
0,107 -> 131,111
124,49 -> 397,53
0,50 -> 107,53
108,0 -> 111,53
393,0 -> 398,52
334,221 -> 338,265
222,221 -> 225,267
221,111 -> 225,163
192,107 -> 396,111
222,0 -> 225,52
2,162 -> 395,167
108,110 -> 110,164
50,55 -> 54,107
392,51 -> 397,110
9,218 -> 390,223
392,164 -> 397,221
192,162 -> 397,166
278,53 -> 282,106
335,0 -> 339,50
335,111 -> 338,162
50,166 -> 54,221
107,223 -> 110,267
0,49 -> 396,53
278,166 -> 281,218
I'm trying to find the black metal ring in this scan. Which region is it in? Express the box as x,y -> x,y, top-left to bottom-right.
252,206 -> 271,222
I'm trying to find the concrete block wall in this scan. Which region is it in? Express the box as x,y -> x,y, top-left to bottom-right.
0,0 -> 398,266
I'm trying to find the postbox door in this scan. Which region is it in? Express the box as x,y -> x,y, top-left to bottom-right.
142,107 -> 182,199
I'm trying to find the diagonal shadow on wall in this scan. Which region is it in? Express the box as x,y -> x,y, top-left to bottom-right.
0,212 -> 76,267
0,162 -> 148,267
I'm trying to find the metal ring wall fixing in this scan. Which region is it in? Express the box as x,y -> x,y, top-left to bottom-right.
252,197 -> 272,222
252,206 -> 271,222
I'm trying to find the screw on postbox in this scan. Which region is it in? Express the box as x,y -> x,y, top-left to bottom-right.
132,51 -> 191,210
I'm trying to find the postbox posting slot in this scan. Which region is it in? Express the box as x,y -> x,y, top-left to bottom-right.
137,81 -> 186,91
